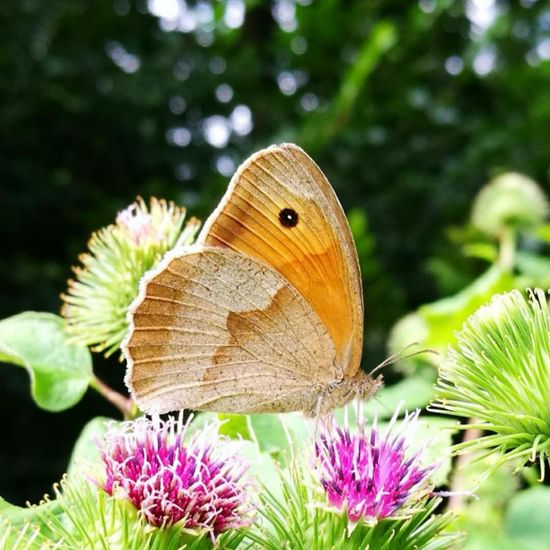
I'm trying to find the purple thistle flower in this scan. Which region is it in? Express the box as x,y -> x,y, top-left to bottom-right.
315,408 -> 434,524
97,414 -> 252,535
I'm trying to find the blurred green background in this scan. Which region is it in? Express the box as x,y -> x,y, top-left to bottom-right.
1,0 -> 549,513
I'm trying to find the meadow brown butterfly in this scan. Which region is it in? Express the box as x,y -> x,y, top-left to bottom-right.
123,144 -> 380,415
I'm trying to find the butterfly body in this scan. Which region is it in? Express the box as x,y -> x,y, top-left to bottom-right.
123,144 -> 380,415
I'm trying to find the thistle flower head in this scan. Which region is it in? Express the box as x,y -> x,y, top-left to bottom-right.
62,197 -> 200,356
97,414 -> 252,535
471,172 -> 548,237
432,289 -> 550,475
315,408 -> 434,523
116,203 -> 157,246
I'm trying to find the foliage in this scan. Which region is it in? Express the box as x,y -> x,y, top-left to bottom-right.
2,0 -> 550,546
3,171 -> 550,547
2,0 -> 550,354
0,312 -> 92,411
388,169 -> 550,372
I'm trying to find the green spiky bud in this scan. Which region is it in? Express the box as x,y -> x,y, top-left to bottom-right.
431,289 -> 550,475
471,173 -> 548,237
14,475 -> 239,549
62,197 -> 200,357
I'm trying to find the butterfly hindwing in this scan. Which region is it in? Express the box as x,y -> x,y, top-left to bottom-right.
124,246 -> 338,414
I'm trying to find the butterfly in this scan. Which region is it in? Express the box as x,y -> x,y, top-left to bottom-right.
123,143 -> 381,416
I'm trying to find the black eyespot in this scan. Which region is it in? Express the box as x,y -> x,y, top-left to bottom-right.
279,208 -> 299,228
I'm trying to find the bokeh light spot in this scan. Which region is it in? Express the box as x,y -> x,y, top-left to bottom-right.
230,105 -> 253,136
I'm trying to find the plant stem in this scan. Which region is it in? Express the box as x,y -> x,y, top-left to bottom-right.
90,376 -> 134,419
498,227 -> 516,271
446,419 -> 482,512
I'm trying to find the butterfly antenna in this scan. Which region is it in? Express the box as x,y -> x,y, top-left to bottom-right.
369,342 -> 438,377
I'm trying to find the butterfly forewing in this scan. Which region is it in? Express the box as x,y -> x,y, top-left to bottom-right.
199,143 -> 363,377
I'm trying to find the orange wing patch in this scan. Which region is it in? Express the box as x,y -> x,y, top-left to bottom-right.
199,144 -> 363,377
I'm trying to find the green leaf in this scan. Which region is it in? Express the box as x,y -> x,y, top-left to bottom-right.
419,265 -> 515,350
0,312 -> 93,411
217,413 -> 251,440
391,265 -> 515,373
464,532 -> 526,550
533,223 -> 550,244
462,242 -> 498,262
195,412 -> 314,462
0,496 -> 33,523
67,416 -> 115,479
250,414 -> 312,459
0,495 -> 61,524
360,373 -> 438,419
515,251 -> 550,287
387,314 -> 433,374
505,486 -> 550,549
410,417 -> 458,486
238,440 -> 283,498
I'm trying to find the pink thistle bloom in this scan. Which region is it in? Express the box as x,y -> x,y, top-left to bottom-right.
97,415 -> 252,535
315,408 -> 434,524
116,204 -> 156,246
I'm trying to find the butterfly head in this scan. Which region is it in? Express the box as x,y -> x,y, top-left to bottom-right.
308,370 -> 383,417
